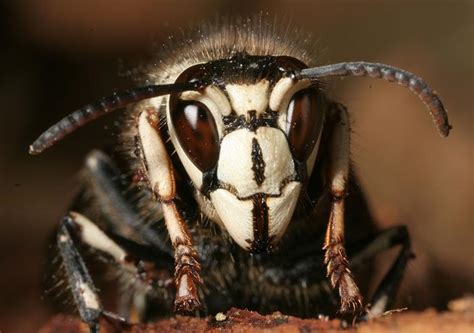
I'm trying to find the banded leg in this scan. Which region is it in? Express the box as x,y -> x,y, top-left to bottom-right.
348,226 -> 413,318
57,213 -> 136,333
138,108 -> 202,312
58,212 -> 172,332
58,221 -> 101,333
323,103 -> 363,313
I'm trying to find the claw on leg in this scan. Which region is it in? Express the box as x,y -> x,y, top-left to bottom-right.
173,243 -> 202,313
339,274 -> 363,313
175,275 -> 201,313
324,235 -> 363,314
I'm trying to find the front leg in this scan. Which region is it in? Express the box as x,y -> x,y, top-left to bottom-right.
323,103 -> 363,313
138,107 -> 202,312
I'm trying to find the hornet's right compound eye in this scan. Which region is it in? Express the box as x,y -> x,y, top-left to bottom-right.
170,100 -> 219,171
285,88 -> 324,161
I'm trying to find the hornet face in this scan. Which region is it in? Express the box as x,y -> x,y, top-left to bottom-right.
167,54 -> 326,252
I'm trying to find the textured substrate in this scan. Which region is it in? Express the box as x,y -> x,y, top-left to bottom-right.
40,297 -> 474,333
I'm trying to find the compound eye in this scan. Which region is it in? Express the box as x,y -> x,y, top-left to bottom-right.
285,88 -> 324,161
171,100 -> 219,171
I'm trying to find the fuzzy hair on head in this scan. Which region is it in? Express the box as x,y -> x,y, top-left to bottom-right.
141,15 -> 319,85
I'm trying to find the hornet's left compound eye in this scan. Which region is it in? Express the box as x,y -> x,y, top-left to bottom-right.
285,88 -> 324,161
170,100 -> 219,171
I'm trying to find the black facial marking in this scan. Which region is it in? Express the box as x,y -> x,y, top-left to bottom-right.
251,138 -> 266,186
248,111 -> 258,131
248,194 -> 272,253
222,110 -> 279,135
200,166 -> 219,198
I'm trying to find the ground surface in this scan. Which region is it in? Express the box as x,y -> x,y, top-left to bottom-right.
40,297 -> 474,333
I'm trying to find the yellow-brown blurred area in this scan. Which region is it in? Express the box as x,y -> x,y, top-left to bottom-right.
0,1 -> 472,332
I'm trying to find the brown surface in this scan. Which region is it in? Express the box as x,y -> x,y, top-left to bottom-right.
40,298 -> 474,333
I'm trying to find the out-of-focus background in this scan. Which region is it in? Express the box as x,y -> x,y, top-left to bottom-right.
0,1 -> 472,332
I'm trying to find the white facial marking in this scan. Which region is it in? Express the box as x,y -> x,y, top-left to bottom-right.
180,85 -> 231,116
269,77 -> 311,112
210,189 -> 254,250
217,127 -> 295,198
216,130 -> 254,195
226,80 -> 270,116
255,127 -> 295,190
70,212 -> 127,262
205,85 -> 232,116
267,182 -> 302,242
79,281 -> 100,310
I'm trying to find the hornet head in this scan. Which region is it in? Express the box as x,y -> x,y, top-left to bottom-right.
167,54 -> 326,252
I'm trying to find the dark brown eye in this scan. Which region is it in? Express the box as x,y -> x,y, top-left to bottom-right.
285,88 -> 324,161
170,100 -> 219,171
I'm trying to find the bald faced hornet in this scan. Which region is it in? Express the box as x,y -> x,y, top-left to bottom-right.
31,21 -> 450,332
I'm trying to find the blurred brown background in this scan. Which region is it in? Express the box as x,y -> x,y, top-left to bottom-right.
0,1 -> 472,332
